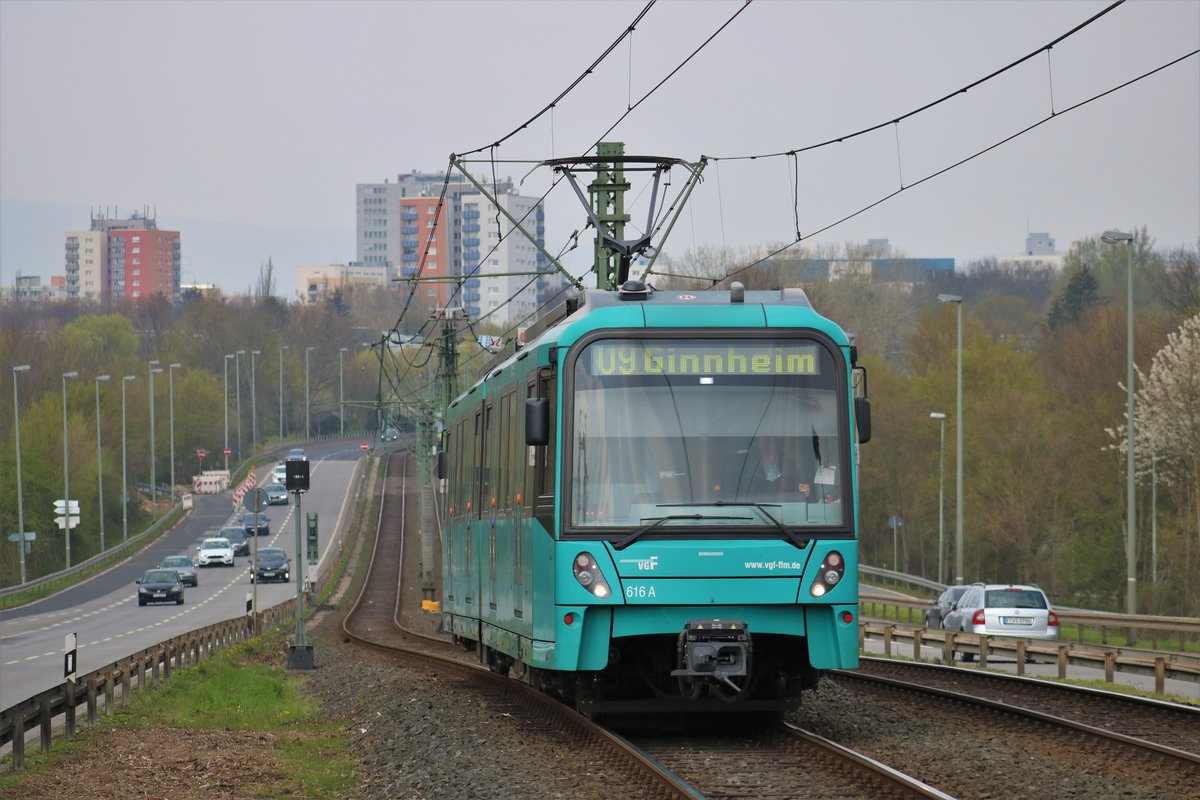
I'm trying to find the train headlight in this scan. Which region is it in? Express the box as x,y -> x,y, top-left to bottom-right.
809,550 -> 846,597
572,552 -> 612,599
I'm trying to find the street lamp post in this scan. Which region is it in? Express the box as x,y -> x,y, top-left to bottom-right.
149,361 -> 162,520
305,346 -> 314,441
279,345 -> 288,441
122,375 -> 136,541
168,363 -> 181,501
224,354 -> 234,471
930,412 -> 947,585
95,375 -> 110,553
62,370 -> 79,568
339,347 -> 348,436
1102,229 -> 1137,615
236,350 -> 245,460
13,364 -> 32,585
251,350 -> 260,451
937,293 -> 965,583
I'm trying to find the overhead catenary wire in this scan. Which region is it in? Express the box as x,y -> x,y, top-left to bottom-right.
713,47 -> 1200,287
386,1 -> 750,384
457,1 -> 658,158
705,0 -> 1127,163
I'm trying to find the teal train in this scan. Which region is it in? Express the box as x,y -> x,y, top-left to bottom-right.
441,280 -> 871,719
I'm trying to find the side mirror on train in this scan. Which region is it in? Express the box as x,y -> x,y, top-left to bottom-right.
526,397 -> 549,446
436,449 -> 446,480
855,396 -> 871,444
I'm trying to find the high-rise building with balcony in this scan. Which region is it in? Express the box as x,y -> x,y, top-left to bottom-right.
355,171 -> 564,327
64,210 -> 180,303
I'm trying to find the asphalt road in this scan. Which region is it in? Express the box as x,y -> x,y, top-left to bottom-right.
0,444 -> 364,709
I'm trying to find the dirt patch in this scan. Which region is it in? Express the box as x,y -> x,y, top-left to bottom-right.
15,727 -> 303,799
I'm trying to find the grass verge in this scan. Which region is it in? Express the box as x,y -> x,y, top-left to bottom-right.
0,635 -> 358,797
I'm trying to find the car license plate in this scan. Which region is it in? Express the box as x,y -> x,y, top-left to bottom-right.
154,592 -> 166,598
1002,616 -> 1033,625
262,571 -> 275,577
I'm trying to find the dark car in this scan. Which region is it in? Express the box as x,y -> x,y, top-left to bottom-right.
925,585 -> 972,629
159,555 -> 199,587
220,525 -> 252,556
136,568 -> 185,606
264,484 -> 288,505
251,547 -> 290,583
242,512 -> 270,537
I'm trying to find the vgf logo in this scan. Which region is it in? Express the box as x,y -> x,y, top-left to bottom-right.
621,555 -> 659,571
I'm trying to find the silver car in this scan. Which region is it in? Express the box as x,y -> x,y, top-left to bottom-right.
159,554 -> 199,587
941,583 -> 1059,660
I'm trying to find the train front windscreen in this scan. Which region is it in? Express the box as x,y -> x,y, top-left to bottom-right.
567,336 -> 848,530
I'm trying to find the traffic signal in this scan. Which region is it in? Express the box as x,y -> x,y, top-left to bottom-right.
286,459 -> 309,492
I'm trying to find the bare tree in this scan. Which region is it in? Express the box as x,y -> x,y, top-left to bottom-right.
255,257 -> 276,302
1145,241 -> 1200,324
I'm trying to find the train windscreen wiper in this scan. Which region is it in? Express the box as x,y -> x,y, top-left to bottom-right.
613,512 -> 751,551
654,501 -> 808,549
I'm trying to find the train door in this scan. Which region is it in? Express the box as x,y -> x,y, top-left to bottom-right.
530,366 -> 558,646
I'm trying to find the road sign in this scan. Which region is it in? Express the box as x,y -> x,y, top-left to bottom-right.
360,442 -> 369,452
224,447 -> 232,456
198,448 -> 207,460
245,488 -> 268,512
53,499 -> 80,515
55,516 -> 81,530
7,531 -> 35,542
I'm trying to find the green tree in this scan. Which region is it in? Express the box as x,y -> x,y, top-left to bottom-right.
1047,265 -> 1102,331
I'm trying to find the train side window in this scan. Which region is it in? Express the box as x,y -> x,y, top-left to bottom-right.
499,390 -> 513,510
453,420 -> 466,515
480,402 -> 494,513
508,388 -> 520,508
538,370 -> 557,498
524,380 -> 537,509
469,411 -> 481,518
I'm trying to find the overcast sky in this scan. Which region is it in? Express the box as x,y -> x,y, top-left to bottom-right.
2,0 -> 1197,300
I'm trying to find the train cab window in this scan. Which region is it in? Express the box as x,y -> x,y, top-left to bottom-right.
567,336 -> 846,531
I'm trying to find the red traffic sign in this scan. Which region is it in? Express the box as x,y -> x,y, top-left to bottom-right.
360,442 -> 369,452
197,449 -> 207,460
224,447 -> 232,456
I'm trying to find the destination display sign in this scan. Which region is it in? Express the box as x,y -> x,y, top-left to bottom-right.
587,341 -> 821,377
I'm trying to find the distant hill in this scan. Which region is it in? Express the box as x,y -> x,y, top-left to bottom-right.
0,199 -> 353,300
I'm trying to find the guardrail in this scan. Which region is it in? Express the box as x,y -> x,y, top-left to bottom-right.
0,505 -> 184,608
860,620 -> 1200,695
0,435 -> 376,602
861,590 -> 1200,652
0,449 -> 374,771
0,601 -> 297,770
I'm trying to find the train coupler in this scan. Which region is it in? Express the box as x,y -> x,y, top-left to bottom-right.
670,619 -> 751,691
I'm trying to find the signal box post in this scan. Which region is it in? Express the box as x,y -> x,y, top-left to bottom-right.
285,458 -> 313,670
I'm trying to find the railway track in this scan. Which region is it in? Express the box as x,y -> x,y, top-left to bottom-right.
340,451 -> 948,800
825,660 -> 1200,798
850,657 -> 1200,755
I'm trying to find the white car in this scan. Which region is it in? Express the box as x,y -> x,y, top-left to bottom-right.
197,536 -> 235,567
272,463 -> 287,484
